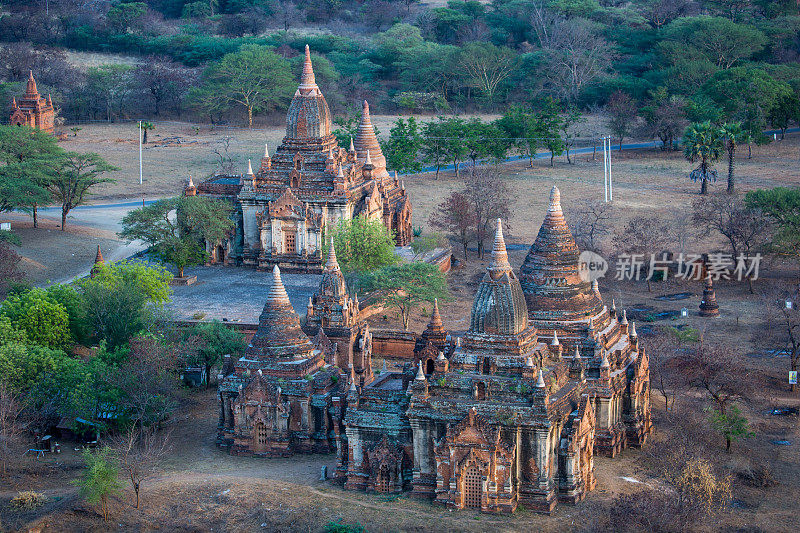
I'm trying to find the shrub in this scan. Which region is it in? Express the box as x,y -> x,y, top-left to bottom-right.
9,491 -> 47,511
0,288 -> 71,350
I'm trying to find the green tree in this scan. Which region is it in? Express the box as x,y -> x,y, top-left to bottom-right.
463,118 -> 492,167
85,261 -> 173,306
360,262 -> 449,331
421,120 -> 448,179
73,447 -> 122,522
384,117 -> 422,173
188,45 -> 294,127
709,404 -> 752,453
119,196 -> 233,277
768,91 -> 800,140
106,2 -> 147,33
560,103 -> 584,164
50,152 -> 117,230
719,122 -> 743,194
745,187 -> 800,260
539,98 -> 565,167
78,261 -> 172,348
683,122 -> 724,195
45,284 -> 88,344
662,16 -> 767,70
140,121 -> 155,144
498,106 -> 541,167
184,321 -> 246,388
325,216 -> 398,274
0,126 -> 65,227
0,289 -> 71,350
439,117 -> 469,179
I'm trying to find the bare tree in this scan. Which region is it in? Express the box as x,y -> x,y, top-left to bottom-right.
429,191 -> 477,259
113,426 -> 172,509
607,91 -> 639,150
541,17 -> 614,102
463,166 -> 512,258
212,136 -> 237,174
647,329 -> 682,414
109,337 -> 181,428
0,384 -> 23,477
676,341 -> 752,452
692,196 -> 770,292
613,216 -> 672,291
642,0 -> 698,29
758,282 -> 800,392
567,199 -> 615,253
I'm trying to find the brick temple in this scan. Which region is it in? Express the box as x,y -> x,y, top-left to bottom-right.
188,45 -> 412,273
217,186 -> 651,514
9,71 -> 54,134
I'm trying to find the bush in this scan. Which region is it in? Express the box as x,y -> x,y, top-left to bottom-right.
9,491 -> 47,511
0,288 -> 71,350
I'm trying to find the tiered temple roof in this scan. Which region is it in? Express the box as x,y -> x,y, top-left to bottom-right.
520,186 -> 604,323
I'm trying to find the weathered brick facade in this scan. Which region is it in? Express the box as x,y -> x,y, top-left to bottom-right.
9,71 -> 54,134
190,46 -> 412,273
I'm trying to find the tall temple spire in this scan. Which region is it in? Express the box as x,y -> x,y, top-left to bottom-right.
488,218 -> 512,276
264,143 -> 270,158
326,240 -> 339,271
268,265 -> 291,305
353,100 -> 388,178
429,298 -> 442,329
520,184 -> 604,321
90,245 -> 104,278
26,70 -> 38,96
247,159 -> 254,175
298,44 -> 318,93
548,185 -> 562,214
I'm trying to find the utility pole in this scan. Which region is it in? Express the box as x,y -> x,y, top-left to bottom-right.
607,136 -> 613,202
602,136 -> 613,203
139,120 -> 143,185
603,135 -> 608,202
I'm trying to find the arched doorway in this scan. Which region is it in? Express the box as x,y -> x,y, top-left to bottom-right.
463,465 -> 482,509
253,421 -> 268,453
216,244 -> 225,264
426,359 -> 434,375
375,465 -> 390,493
482,357 -> 491,374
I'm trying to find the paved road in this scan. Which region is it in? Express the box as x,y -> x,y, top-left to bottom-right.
49,127 -> 799,213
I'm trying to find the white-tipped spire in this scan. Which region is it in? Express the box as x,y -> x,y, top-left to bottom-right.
551,331 -> 560,346
525,356 -> 535,368
592,279 -> 600,294
437,351 -> 446,361
348,136 -> 355,152
298,44 -> 318,92
611,298 -> 616,313
600,350 -> 610,369
268,265 -> 291,304
630,321 -> 638,338
489,218 -> 511,273
365,149 -> 372,165
349,376 -> 357,391
574,345 -> 580,358
326,240 -> 339,270
536,369 -> 546,388
620,309 -> 628,325
382,359 -> 388,372
415,360 -> 426,381
187,175 -> 194,188
247,159 -> 254,175
264,143 -> 270,158
548,186 -> 562,214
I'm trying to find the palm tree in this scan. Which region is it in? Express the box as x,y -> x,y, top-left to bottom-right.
140,121 -> 155,144
720,122 -> 743,194
683,121 -> 724,195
